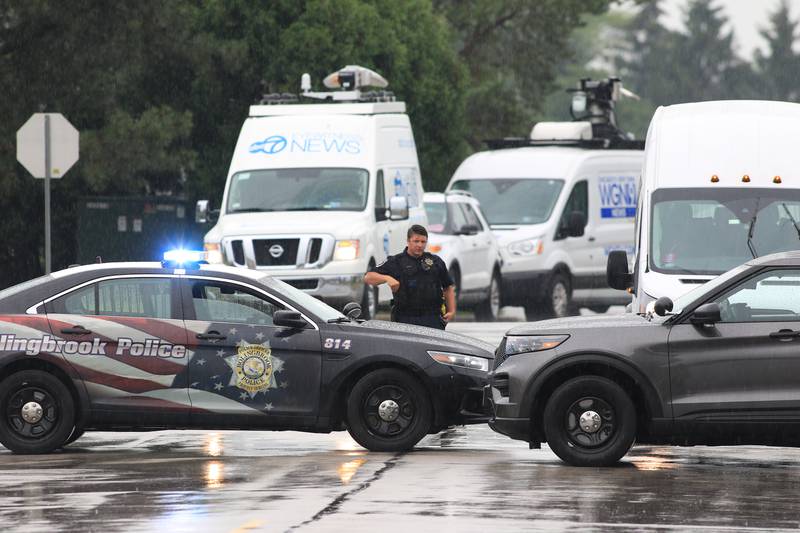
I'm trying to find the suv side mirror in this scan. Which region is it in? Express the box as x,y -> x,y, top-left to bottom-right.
389,196 -> 409,220
456,224 -> 480,236
342,302 -> 362,319
690,302 -> 721,325
653,296 -> 673,316
273,310 -> 308,329
607,250 -> 633,290
567,211 -> 587,237
196,200 -> 219,224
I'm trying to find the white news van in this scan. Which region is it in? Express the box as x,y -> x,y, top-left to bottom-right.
608,100 -> 800,312
196,66 -> 426,319
447,79 -> 644,319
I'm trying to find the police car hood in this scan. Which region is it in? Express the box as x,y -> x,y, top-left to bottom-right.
213,211 -> 368,238
358,320 -> 496,357
506,313 -> 656,336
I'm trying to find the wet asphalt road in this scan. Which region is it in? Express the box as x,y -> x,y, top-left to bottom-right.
2,321 -> 800,532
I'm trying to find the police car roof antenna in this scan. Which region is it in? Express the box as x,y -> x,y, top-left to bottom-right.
567,78 -> 640,142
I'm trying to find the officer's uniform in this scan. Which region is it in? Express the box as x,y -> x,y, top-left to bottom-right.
370,248 -> 454,329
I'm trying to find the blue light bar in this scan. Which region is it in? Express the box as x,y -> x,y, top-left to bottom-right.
162,249 -> 206,266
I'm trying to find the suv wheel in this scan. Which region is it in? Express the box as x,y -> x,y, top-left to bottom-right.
346,368 -> 432,452
361,281 -> 378,320
543,376 -> 636,466
475,271 -> 501,321
0,370 -> 75,454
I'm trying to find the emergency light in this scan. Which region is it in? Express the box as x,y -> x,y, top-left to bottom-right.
162,249 -> 206,268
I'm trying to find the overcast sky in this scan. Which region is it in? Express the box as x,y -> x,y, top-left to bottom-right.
619,0 -> 798,60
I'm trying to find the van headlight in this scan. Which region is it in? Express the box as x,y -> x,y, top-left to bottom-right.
428,351 -> 490,372
507,238 -> 543,256
505,335 -> 569,356
333,240 -> 360,261
204,243 -> 224,264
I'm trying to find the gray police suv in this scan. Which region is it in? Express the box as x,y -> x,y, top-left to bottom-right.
488,251 -> 800,466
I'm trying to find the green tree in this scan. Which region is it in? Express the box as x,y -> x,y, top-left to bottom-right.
755,0 -> 800,101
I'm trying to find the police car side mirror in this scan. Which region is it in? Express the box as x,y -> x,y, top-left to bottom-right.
273,310 -> 308,329
567,211 -> 586,237
389,196 -> 409,220
342,302 -> 362,319
196,200 -> 219,224
690,303 -> 721,326
607,250 -> 633,290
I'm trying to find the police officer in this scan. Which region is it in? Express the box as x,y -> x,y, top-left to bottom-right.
365,224 -> 455,329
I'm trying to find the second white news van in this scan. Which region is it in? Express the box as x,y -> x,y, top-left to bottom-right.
196,66 -> 426,319
608,100 -> 800,312
448,79 -> 644,319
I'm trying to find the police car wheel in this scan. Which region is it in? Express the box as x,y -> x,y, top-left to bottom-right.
0,370 -> 75,454
346,368 -> 432,452
543,376 -> 636,467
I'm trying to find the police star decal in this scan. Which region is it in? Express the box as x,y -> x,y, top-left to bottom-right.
225,339 -> 285,399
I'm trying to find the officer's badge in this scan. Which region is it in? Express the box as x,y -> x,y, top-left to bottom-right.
422,257 -> 434,271
226,340 -> 284,397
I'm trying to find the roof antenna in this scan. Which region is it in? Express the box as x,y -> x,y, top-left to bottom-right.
95,256 -> 103,264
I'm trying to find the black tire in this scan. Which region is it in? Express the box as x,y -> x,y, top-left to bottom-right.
62,427 -> 85,447
526,273 -> 573,321
475,270 -> 501,321
449,265 -> 461,303
360,280 -> 378,320
588,305 -> 610,314
543,376 -> 636,467
346,368 -> 432,452
0,370 -> 75,454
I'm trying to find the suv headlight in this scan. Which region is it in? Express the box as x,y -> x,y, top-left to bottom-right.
204,243 -> 224,264
504,335 -> 569,357
507,238 -> 543,256
333,240 -> 360,261
428,351 -> 490,372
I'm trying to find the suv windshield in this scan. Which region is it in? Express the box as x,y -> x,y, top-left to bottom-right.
651,188 -> 800,275
226,168 -> 369,213
450,178 -> 563,226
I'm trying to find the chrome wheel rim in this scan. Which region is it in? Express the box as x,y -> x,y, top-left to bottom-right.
489,277 -> 500,318
552,281 -> 569,317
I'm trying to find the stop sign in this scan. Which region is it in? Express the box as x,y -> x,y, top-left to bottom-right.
16,113 -> 79,179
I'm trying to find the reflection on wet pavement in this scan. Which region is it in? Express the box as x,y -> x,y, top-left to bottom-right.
2,426 -> 800,532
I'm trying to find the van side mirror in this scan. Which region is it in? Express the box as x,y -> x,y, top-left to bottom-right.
567,211 -> 587,237
375,206 -> 389,222
196,200 -> 219,224
389,196 -> 409,220
607,250 -> 633,290
342,302 -> 362,319
653,296 -> 673,316
273,310 -> 308,329
690,302 -> 721,325
456,224 -> 480,236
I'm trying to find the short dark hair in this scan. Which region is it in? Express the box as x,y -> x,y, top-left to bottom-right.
407,224 -> 428,239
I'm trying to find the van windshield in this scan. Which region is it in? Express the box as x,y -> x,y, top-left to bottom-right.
226,168 -> 369,213
450,178 -> 563,226
651,188 -> 800,275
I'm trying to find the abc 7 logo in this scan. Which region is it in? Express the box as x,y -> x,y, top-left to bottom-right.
249,135 -> 287,155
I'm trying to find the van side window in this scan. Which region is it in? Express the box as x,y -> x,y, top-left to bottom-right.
556,180 -> 588,240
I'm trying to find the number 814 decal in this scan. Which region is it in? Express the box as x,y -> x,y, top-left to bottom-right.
324,337 -> 352,351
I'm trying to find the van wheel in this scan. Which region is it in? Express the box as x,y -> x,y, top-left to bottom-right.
346,369 -> 432,452
525,273 -> 572,320
0,370 -> 75,454
361,282 -> 378,320
475,271 -> 501,321
543,376 -> 636,467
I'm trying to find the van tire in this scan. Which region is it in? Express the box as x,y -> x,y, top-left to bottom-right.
525,273 -> 572,320
475,271 -> 501,321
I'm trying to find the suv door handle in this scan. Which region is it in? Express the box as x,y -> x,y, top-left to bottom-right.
769,329 -> 799,340
588,236 -> 596,242
61,325 -> 92,335
196,331 -> 227,341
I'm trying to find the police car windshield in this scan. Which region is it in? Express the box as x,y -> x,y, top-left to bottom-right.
227,168 -> 369,213
651,188 -> 800,275
259,276 -> 346,322
450,178 -> 563,226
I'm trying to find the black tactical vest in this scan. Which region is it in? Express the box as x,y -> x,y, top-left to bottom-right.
392,253 -> 442,314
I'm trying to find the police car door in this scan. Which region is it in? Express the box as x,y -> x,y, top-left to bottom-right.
181,277 -> 322,427
45,276 -> 190,425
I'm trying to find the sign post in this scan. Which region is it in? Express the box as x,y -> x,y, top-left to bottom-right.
16,113 -> 79,274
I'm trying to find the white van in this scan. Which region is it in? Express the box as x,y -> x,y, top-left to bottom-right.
447,124 -> 642,319
196,66 -> 426,319
607,100 -> 800,313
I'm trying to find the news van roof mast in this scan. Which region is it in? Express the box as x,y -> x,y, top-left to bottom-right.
259,65 -> 397,105
485,77 -> 644,150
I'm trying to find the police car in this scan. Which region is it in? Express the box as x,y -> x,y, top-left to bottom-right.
488,251 -> 800,466
0,251 -> 493,454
